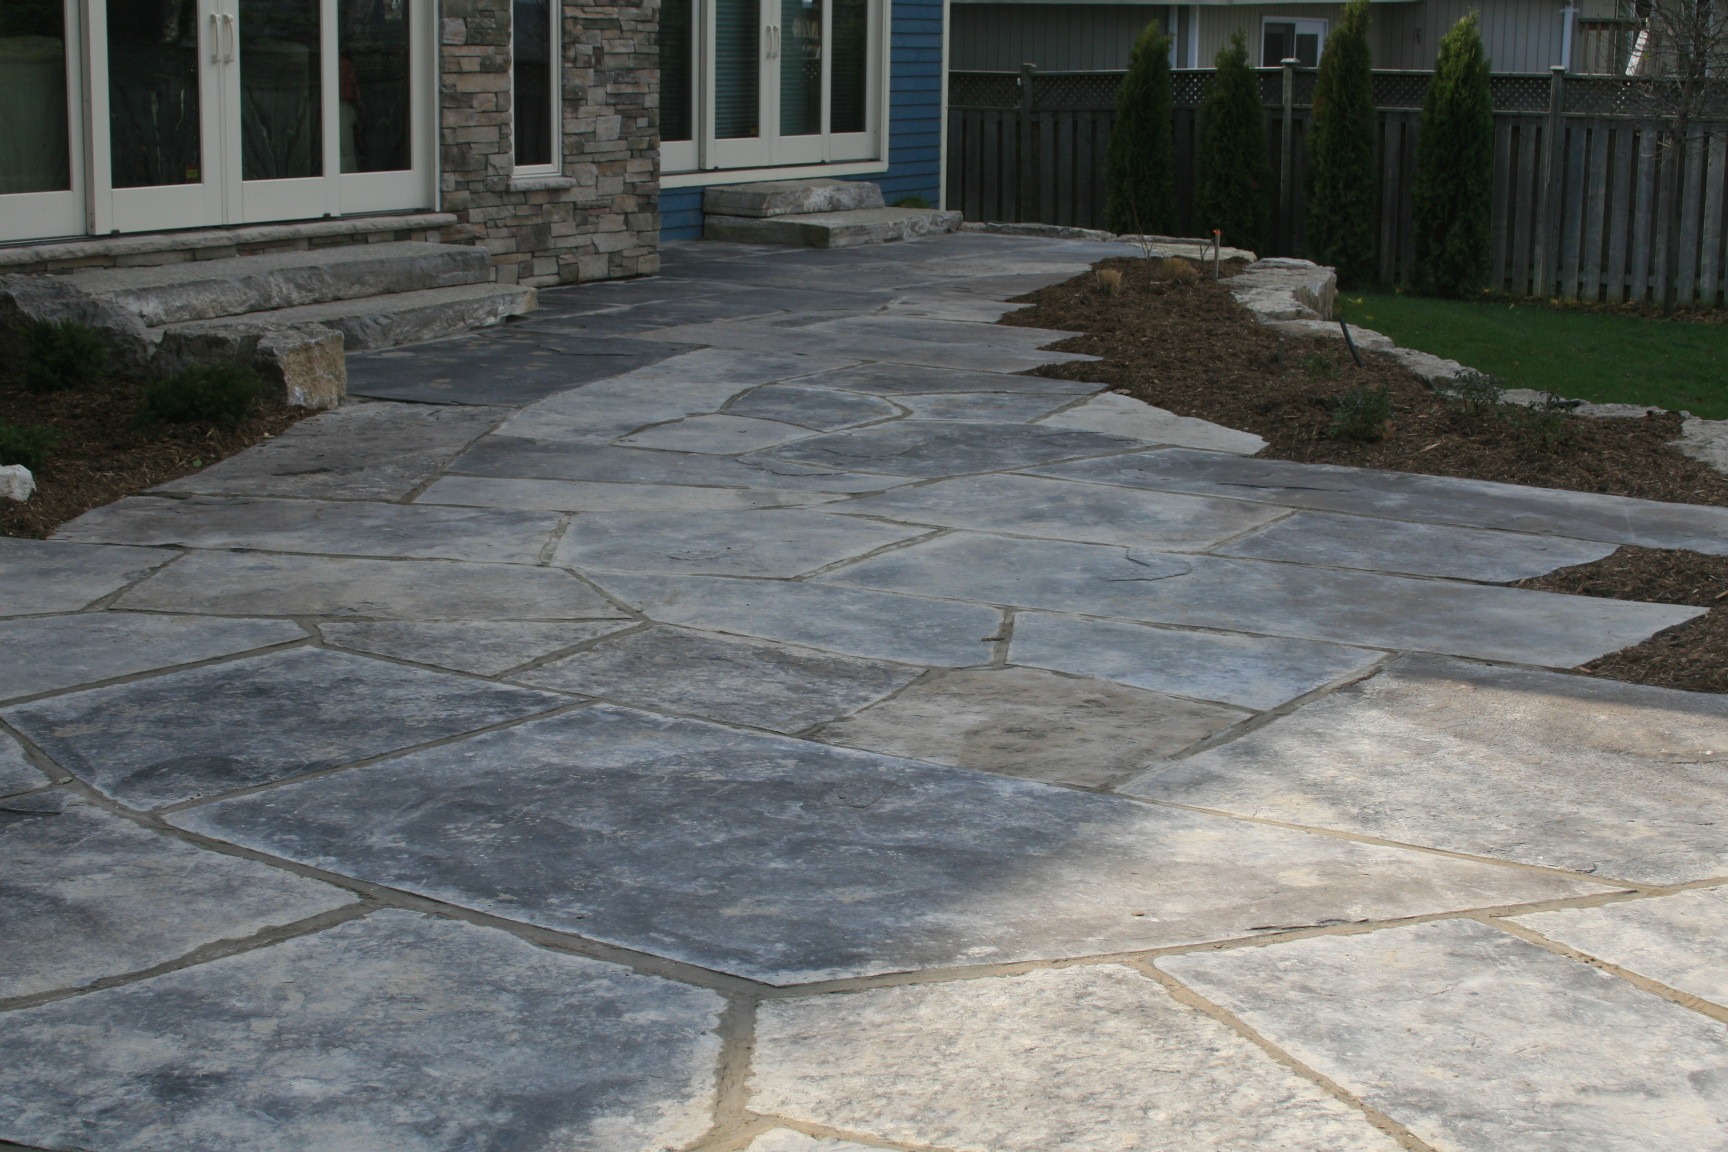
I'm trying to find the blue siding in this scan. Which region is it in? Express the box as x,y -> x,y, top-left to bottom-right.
660,0 -> 946,241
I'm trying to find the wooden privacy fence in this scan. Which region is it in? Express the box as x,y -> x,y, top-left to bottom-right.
946,66 -> 1728,306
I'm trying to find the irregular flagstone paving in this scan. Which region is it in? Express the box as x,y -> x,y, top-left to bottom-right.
7,232 -> 1728,1150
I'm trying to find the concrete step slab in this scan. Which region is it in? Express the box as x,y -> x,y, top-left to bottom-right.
705,207 -> 965,249
64,241 -> 493,326
164,282 -> 536,351
702,177 -> 885,218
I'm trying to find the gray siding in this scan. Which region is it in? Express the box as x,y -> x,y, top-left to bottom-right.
950,4 -> 1171,71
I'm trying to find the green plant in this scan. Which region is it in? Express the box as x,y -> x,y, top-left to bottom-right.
892,195 -> 933,209
1448,368 -> 1506,417
1304,0 -> 1377,287
0,421 -> 61,471
1194,31 -> 1275,255
143,364 -> 263,429
1155,256 -> 1199,284
1104,24 -> 1177,236
22,318 -> 109,394
1303,352 -> 1339,380
1329,384 -> 1392,442
1410,14 -> 1494,298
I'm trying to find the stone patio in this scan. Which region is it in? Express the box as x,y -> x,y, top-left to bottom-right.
3,232 -> 1728,1151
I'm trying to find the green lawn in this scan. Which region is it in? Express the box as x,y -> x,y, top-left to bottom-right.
1337,292 -> 1728,420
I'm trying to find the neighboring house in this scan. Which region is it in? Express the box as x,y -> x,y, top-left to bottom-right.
0,0 -> 945,272
951,0 -> 1626,74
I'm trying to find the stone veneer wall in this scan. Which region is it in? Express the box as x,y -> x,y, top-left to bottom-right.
440,0 -> 660,286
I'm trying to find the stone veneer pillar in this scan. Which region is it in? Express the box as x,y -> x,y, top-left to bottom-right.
439,0 -> 660,286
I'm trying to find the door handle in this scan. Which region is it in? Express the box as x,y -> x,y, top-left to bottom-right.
210,12 -> 222,63
222,13 -> 236,63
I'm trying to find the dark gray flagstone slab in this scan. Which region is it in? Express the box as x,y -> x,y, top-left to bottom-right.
347,331 -> 694,406
800,363 -> 1102,396
114,551 -> 626,620
0,612 -> 306,702
1125,654 -> 1728,885
616,414 -> 815,454
515,626 -> 919,733
648,319 -> 1091,375
58,496 -> 564,564
1035,448 -> 1728,555
153,401 -> 506,502
3,647 -> 568,809
173,707 -> 1601,985
595,573 -> 1003,666
822,533 -> 1699,668
554,508 -> 927,578
893,391 -> 1077,423
0,791 -> 352,1001
724,384 -> 901,431
0,731 -> 50,796
318,620 -> 634,676
451,437 -> 905,493
0,909 -> 723,1152
752,421 -> 1141,479
415,475 -> 846,512
0,539 -> 180,618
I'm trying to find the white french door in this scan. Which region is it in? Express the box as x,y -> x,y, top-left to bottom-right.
0,0 -> 432,245
0,0 -> 87,241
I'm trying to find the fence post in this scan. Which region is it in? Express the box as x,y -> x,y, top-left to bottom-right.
1018,63 -> 1036,223
1281,57 -> 1297,256
1534,64 -> 1566,298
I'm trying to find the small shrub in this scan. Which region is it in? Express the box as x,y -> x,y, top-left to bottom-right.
22,318 -> 109,394
1303,353 -> 1339,380
1155,257 -> 1199,284
892,195 -> 933,209
1330,384 -> 1392,442
1104,24 -> 1177,236
143,364 -> 263,428
1447,368 -> 1505,417
1095,268 -> 1125,295
0,421 -> 62,471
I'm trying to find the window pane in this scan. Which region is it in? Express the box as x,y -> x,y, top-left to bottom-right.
780,0 -> 819,136
513,0 -> 552,165
0,0 -> 71,194
1295,31 -> 1320,66
715,0 -> 758,139
829,0 -> 866,133
340,0 -> 411,172
241,0 -> 323,181
1261,22 -> 1292,67
661,0 -> 692,142
108,0 -> 202,189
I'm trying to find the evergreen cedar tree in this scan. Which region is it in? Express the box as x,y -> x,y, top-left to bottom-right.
1304,0 -> 1377,287
1195,31 -> 1275,254
1105,25 -> 1178,236
1410,13 -> 1494,297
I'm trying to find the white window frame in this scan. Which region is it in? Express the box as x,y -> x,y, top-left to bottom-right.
512,0 -> 562,176
1260,16 -> 1328,68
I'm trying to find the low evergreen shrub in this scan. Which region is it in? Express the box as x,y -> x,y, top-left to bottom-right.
1329,384 -> 1392,441
1104,24 -> 1177,236
22,318 -> 109,394
143,364 -> 263,429
0,422 -> 62,471
1194,31 -> 1274,254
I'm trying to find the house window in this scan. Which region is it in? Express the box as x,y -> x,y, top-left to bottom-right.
660,0 -> 884,175
514,0 -> 557,170
1262,18 -> 1326,67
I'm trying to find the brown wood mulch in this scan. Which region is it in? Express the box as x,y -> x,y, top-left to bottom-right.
1005,256 -> 1728,694
1,374 -> 309,539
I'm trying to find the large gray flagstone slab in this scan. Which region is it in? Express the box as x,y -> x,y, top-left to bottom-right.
0,612 -> 306,702
594,346 -> 858,388
1514,887 -> 1728,1007
318,620 -> 634,676
616,414 -> 815,453
554,508 -> 927,578
1125,655 -> 1728,885
800,313 -> 1079,351
1035,392 -> 1269,455
725,384 -> 901,431
1008,611 -> 1383,711
822,532 -> 1699,667
175,706 -> 1604,984
750,965 -> 1402,1152
649,319 -> 1092,375
753,421 -> 1142,479
1036,447 -> 1728,554
415,475 -> 847,512
0,791 -> 352,1001
835,473 -> 1284,550
0,731 -> 51,796
346,331 -> 693,406
4,646 -> 568,809
152,401 -> 506,502
58,496 -> 563,564
814,667 -> 1248,788
800,362 -> 1103,396
1160,918 -> 1728,1152
1215,510 -> 1621,581
0,539 -> 179,617
745,1130 -> 878,1152
114,551 -> 626,620
515,626 -> 919,733
0,909 -> 724,1152
893,390 -> 1076,423
595,573 -> 1003,666
450,437 -> 906,494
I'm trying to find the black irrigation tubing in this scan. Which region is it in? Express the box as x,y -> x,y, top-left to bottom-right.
1339,317 -> 1365,368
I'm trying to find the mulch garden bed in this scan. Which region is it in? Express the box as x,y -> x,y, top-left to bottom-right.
1,375 -> 309,539
1006,256 -> 1728,693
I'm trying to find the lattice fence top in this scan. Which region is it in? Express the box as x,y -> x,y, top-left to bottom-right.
1035,72 -> 1128,109
949,72 -> 1020,109
1489,74 -> 1553,112
1371,72 -> 1430,109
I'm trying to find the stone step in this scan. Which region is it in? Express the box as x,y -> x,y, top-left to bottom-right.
705,207 -> 965,250
163,282 -> 536,352
702,178 -> 885,219
64,242 -> 493,327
